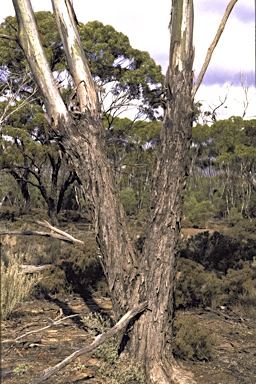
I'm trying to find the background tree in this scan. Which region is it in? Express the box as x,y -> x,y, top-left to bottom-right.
185,117 -> 256,225
9,0 -> 237,383
0,101 -> 78,223
0,12 -> 165,122
0,12 -> 164,222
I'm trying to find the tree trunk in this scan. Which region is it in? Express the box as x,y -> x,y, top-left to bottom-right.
10,169 -> 31,210
122,2 -> 195,381
57,170 -> 77,214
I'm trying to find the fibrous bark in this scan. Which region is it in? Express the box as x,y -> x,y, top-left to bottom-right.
123,1 -> 196,382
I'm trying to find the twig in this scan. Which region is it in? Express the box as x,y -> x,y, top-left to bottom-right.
205,307 -> 245,323
2,314 -> 80,344
35,220 -> 84,244
29,301 -> 148,384
0,34 -> 18,42
0,230 -> 74,243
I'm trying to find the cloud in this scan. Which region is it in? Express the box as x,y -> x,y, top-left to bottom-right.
232,2 -> 254,23
196,0 -> 254,23
195,83 -> 256,120
201,68 -> 255,86
193,6 -> 254,85
196,0 -> 229,16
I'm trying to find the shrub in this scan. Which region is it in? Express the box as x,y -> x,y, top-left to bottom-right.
120,188 -> 138,215
222,263 -> 256,307
59,239 -> 108,297
1,236 -> 41,320
175,257 -> 256,312
180,230 -> 256,273
175,258 -> 223,309
227,207 -> 243,226
173,313 -> 215,361
184,197 -> 217,228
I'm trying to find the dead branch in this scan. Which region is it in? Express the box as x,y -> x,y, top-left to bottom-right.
0,34 -> 18,42
2,314 -> 80,344
0,230 -> 75,244
205,307 -> 245,323
192,0 -> 238,98
35,220 -> 84,244
19,264 -> 53,273
29,301 -> 148,384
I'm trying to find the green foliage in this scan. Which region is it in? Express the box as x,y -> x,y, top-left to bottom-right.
0,13 -> 64,73
173,313 -> 215,361
175,258 -> 223,309
227,207 -> 243,226
222,264 -> 256,307
13,363 -> 28,376
227,218 -> 256,241
120,187 -> 138,215
180,230 -> 256,273
184,196 -> 217,228
0,16 -> 25,72
79,20 -> 164,118
189,118 -> 256,220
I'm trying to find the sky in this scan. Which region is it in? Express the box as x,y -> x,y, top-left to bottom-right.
1,0 -> 255,120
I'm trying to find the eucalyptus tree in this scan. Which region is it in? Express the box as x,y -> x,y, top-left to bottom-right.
0,12 -> 165,122
10,0 -> 237,382
188,117 -> 256,222
0,12 -> 164,221
207,117 -> 256,217
0,100 -> 78,223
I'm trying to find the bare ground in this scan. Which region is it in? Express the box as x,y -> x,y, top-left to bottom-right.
1,294 -> 256,384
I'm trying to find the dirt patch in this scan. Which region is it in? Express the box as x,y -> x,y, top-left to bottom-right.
1,295 -> 256,384
181,228 -> 215,238
1,295 -> 112,384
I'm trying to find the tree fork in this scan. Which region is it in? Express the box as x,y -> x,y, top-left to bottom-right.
12,0 -> 238,382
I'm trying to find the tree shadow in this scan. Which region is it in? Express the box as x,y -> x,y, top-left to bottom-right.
43,257 -> 113,329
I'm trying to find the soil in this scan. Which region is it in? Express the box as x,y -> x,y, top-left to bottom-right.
1,294 -> 256,384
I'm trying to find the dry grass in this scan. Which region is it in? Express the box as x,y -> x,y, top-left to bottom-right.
1,236 -> 42,320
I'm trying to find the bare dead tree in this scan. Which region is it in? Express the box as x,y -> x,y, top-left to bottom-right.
0,70 -> 38,130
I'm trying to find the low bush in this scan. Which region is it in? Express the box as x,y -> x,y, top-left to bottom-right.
173,313 -> 215,361
180,230 -> 256,273
175,258 -> 223,309
120,188 -> 138,216
175,257 -> 256,312
222,263 -> 256,308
